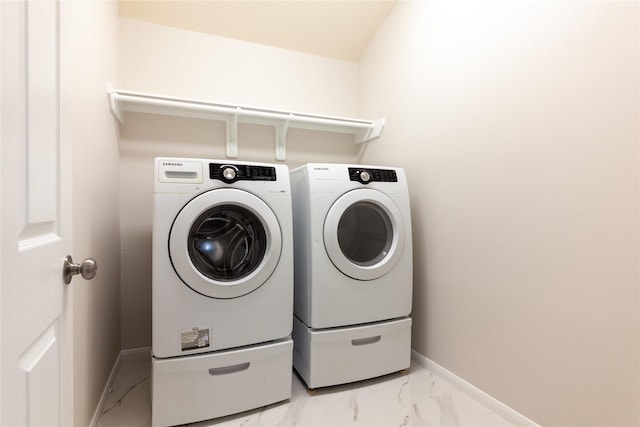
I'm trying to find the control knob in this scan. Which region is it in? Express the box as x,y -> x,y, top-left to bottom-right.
222,167 -> 237,181
360,170 -> 371,183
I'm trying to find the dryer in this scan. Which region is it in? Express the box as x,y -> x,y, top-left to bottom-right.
290,163 -> 413,389
152,158 -> 293,426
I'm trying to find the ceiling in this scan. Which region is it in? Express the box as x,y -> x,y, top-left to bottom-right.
118,0 -> 397,62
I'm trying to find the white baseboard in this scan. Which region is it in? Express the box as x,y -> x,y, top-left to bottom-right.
121,346 -> 152,359
411,350 -> 540,427
89,347 -> 151,427
89,351 -> 123,427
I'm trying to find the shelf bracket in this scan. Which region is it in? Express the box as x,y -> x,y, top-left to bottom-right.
106,83 -> 124,124
225,107 -> 240,158
355,117 -> 386,144
275,114 -> 292,161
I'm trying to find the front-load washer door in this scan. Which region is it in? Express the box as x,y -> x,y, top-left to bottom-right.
323,189 -> 405,281
169,188 -> 282,298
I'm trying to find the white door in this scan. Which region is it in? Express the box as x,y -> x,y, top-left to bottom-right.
1,0 -> 74,425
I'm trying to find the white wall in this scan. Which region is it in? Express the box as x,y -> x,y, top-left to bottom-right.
71,2 -> 121,425
117,18 -> 361,349
119,18 -> 358,117
359,1 -> 639,426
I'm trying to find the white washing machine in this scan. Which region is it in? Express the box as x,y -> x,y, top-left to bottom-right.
152,157 -> 293,426
290,163 -> 413,389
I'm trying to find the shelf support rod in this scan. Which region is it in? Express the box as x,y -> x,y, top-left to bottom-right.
275,114 -> 292,161
225,107 -> 240,158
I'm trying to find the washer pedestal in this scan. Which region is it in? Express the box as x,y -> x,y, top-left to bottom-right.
292,317 -> 411,389
152,338 -> 292,427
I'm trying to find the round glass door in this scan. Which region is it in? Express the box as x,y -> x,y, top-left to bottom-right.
170,188 -> 282,298
324,189 -> 405,281
337,202 -> 392,267
189,205 -> 267,282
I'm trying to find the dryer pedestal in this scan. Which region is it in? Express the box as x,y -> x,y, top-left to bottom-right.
152,338 -> 293,427
292,316 -> 411,389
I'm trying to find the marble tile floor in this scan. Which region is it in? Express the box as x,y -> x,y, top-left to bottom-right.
97,349 -> 516,427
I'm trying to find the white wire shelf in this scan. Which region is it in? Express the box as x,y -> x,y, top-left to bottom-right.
107,84 -> 385,161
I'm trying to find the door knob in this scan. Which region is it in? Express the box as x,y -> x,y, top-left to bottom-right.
63,255 -> 97,285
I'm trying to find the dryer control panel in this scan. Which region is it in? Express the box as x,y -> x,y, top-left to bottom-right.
210,163 -> 277,183
348,167 -> 398,184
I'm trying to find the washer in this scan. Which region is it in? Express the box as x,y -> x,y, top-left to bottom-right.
152,157 -> 293,426
290,163 -> 413,388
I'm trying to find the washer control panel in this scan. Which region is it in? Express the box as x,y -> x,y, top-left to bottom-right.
348,167 -> 397,184
210,163 -> 277,183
